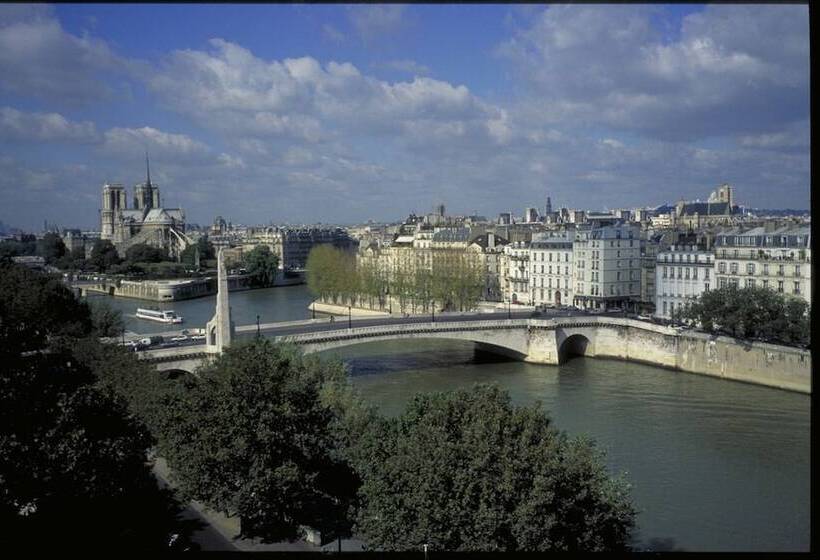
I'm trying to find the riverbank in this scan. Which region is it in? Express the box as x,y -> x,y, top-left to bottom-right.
77,271 -> 305,302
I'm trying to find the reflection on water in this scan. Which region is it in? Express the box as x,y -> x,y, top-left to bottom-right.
324,339 -> 810,552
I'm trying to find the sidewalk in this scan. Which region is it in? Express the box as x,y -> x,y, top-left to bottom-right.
152,457 -> 365,552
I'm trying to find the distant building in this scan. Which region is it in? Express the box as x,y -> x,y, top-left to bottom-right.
100,156 -> 189,259
523,207 -> 539,223
498,212 -> 512,225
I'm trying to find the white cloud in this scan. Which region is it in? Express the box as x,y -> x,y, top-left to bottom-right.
101,126 -> 210,161
0,106 -> 99,142
347,5 -> 406,39
0,7 -> 126,104
497,5 -> 809,141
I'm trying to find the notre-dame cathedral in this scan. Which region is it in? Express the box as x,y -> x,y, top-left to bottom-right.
100,156 -> 189,258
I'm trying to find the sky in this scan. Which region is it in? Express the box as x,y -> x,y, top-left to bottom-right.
0,3 -> 810,230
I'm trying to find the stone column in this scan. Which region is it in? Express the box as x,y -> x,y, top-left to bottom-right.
206,248 -> 235,353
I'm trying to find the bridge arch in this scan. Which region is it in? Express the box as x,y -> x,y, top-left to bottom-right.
558,333 -> 590,364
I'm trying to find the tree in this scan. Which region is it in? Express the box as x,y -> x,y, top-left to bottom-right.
354,384 -> 636,552
125,243 -> 169,264
89,239 -> 121,272
243,245 -> 279,287
680,284 -> 810,346
180,236 -> 215,267
0,263 -> 188,550
153,339 -> 360,542
35,232 -> 66,264
87,298 -> 125,338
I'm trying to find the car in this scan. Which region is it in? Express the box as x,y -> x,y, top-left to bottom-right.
190,334 -> 206,341
170,335 -> 189,343
636,314 -> 651,321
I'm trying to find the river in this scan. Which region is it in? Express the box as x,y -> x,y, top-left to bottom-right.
86,285 -> 810,551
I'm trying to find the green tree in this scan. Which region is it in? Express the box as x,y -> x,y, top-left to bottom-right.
87,297 -> 125,338
125,243 -> 169,264
89,239 -> 121,272
35,232 -> 66,264
153,339 -> 359,542
0,263 -> 188,550
243,245 -> 279,287
680,284 -> 810,346
354,384 -> 636,552
180,236 -> 215,267
0,237 -> 37,260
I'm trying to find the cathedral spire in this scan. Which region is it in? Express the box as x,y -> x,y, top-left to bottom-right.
145,150 -> 152,186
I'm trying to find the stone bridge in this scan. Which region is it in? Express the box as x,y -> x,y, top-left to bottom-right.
140,316 -> 680,373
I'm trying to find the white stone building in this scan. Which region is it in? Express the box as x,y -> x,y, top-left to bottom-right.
654,243 -> 714,319
572,223 -> 641,311
529,231 -> 573,307
504,241 -> 530,304
713,226 -> 811,306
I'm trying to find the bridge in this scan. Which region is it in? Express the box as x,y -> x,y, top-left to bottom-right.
138,313 -> 683,375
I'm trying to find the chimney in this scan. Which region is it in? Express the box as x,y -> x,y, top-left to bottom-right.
488,232 -> 495,248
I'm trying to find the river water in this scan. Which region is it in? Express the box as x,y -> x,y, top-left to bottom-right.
86,285 -> 810,551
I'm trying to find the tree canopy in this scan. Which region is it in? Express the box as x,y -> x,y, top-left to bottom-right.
678,284 -> 810,347
35,232 -> 67,264
354,384 -> 636,552
0,263 -> 188,550
152,339 -> 359,542
243,245 -> 279,287
125,243 -> 169,264
89,239 -> 121,272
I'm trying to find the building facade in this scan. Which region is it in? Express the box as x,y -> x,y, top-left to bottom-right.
654,243 -> 714,319
713,226 -> 811,305
572,223 -> 641,311
529,231 -> 573,307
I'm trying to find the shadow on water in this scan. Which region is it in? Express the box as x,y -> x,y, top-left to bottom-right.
325,341 -> 515,377
640,537 -> 686,552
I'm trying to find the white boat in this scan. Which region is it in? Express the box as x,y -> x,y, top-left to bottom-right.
135,308 -> 184,324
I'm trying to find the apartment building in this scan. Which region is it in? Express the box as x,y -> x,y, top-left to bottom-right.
654,243 -> 714,319
572,223 -> 642,311
714,226 -> 811,305
529,231 -> 573,307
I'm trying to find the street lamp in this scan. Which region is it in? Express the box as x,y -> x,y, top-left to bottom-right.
507,299 -> 511,319
348,305 -> 352,329
431,302 -> 435,323
256,314 -> 260,338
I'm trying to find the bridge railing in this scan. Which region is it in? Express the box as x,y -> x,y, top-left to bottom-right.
275,319 -> 532,344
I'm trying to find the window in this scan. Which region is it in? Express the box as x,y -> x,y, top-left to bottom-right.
704,283 -> 709,291
685,268 -> 690,280
746,263 -> 755,275
718,262 -> 726,273
762,280 -> 769,289
746,279 -> 755,288
730,278 -> 739,288
693,268 -> 698,280
778,265 -> 785,276
778,281 -> 784,293
705,268 -> 710,280
795,265 -> 801,277
663,267 -> 667,279
763,264 -> 769,275
730,262 -> 738,274
719,279 -> 727,288
794,282 -> 800,295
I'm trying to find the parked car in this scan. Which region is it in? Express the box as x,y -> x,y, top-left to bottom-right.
170,335 -> 189,343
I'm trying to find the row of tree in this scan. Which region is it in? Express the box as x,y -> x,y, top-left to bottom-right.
307,245 -> 486,313
674,284 -> 810,347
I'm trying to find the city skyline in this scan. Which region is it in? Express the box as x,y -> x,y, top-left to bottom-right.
0,4 -> 810,230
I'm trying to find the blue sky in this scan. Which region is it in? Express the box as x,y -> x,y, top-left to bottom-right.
0,4 -> 810,229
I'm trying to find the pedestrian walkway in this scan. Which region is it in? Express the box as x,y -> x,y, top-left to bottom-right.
152,457 -> 365,551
